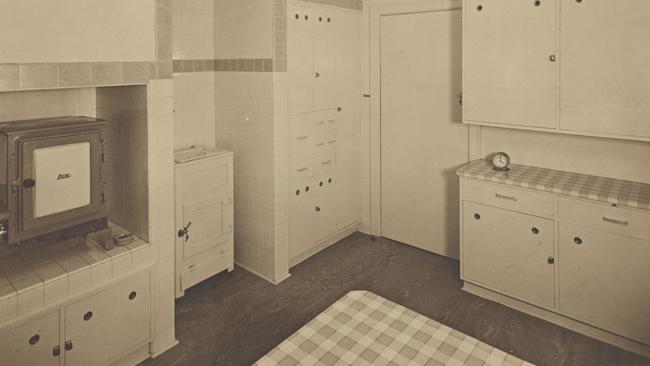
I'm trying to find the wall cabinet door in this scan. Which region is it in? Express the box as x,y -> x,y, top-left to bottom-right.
289,179 -> 316,258
0,311 -> 60,366
463,0 -> 557,129
64,271 -> 150,366
559,223 -> 650,345
313,8 -> 338,111
560,0 -> 650,138
462,201 -> 555,308
288,4 -> 314,114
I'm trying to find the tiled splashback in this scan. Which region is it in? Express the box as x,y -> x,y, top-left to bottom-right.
173,59 -> 274,73
0,88 -> 96,122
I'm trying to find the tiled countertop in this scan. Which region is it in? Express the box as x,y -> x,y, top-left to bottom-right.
457,160 -> 650,211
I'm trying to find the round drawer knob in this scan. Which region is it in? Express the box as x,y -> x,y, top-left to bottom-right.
473,213 -> 481,220
305,186 -> 310,192
547,256 -> 555,264
129,291 -> 137,300
83,311 -> 93,321
574,237 -> 583,245
295,189 -> 300,196
534,0 -> 541,6
29,334 -> 40,345
477,5 -> 483,11
531,227 -> 539,234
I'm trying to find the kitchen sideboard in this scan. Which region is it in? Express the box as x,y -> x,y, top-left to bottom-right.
457,160 -> 650,358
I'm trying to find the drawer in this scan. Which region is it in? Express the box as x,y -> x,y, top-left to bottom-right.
461,178 -> 555,217
559,198 -> 650,241
180,246 -> 231,293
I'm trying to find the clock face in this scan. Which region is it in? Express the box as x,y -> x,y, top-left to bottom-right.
492,152 -> 510,170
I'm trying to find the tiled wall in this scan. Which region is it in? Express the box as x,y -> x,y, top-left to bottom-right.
0,88 -> 96,122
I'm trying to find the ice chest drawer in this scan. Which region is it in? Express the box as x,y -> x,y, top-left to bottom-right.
461,178 -> 555,217
559,198 -> 650,241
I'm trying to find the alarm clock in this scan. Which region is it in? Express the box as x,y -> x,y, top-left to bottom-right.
492,152 -> 511,171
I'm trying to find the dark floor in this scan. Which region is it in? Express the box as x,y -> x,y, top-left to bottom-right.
141,233 -> 650,366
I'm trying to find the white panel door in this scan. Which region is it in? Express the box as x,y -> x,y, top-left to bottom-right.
289,179 -> 316,259
287,4 -> 314,114
463,0 -> 557,129
559,223 -> 650,344
560,0 -> 650,138
335,9 -> 362,230
313,7 -> 338,111
380,10 -> 467,259
463,202 -> 555,309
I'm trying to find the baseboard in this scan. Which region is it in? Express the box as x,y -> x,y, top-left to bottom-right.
462,282 -> 650,359
235,261 -> 292,285
289,221 -> 361,268
106,342 -> 151,366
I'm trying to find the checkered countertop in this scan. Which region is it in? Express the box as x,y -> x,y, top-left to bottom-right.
456,160 -> 650,211
255,291 -> 533,366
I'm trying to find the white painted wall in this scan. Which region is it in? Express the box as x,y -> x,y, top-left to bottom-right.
0,0 -> 155,63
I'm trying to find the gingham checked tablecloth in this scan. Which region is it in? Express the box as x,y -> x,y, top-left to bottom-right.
254,291 -> 533,366
456,160 -> 650,211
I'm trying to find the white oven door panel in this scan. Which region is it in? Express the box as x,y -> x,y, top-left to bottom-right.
33,142 -> 91,218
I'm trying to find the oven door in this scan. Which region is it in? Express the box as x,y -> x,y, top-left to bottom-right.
19,131 -> 105,236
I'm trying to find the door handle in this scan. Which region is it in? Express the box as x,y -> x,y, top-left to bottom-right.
177,221 -> 192,242
602,216 -> 629,226
65,340 -> 73,351
494,193 -> 517,201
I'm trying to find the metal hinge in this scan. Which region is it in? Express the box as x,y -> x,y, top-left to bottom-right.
457,91 -> 463,106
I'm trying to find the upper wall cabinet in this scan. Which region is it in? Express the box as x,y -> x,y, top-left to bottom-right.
288,3 -> 339,114
560,1 -> 650,138
463,0 -> 558,129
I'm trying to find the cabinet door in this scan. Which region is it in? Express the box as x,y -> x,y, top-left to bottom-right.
289,179 -> 316,259
463,0 -> 557,129
559,223 -> 650,344
0,311 -> 60,366
560,1 -> 650,138
64,271 -> 150,366
288,4 -> 314,114
335,10 -> 362,230
313,8 -> 338,111
462,201 -> 555,308
314,175 -> 337,242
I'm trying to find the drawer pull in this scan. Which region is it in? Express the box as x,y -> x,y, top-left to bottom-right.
474,213 -> 481,220
531,227 -> 539,235
53,345 -> 60,357
316,142 -> 325,146
574,237 -> 583,245
64,340 -> 73,351
321,160 -> 332,165
297,136 -> 308,140
602,216 -> 629,226
495,193 -> 517,201
83,311 -> 93,321
297,167 -> 309,172
547,256 -> 555,264
29,334 -> 40,345
129,291 -> 137,300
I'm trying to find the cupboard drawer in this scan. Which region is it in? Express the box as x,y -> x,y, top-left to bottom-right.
559,198 -> 650,241
180,246 -> 231,293
461,178 -> 555,217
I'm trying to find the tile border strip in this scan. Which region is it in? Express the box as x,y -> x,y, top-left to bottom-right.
172,59 -> 275,73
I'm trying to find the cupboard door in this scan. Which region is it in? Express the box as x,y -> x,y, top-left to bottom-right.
463,0 -> 557,129
560,1 -> 650,138
313,8 -> 338,111
462,202 -> 555,308
559,223 -> 650,344
289,179 -> 316,259
65,271 -> 150,366
0,311 -> 60,366
335,10 -> 362,230
314,175 -> 337,242
288,4 -> 314,114
181,193 -> 231,259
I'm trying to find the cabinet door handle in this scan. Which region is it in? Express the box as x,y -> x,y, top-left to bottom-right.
315,206 -> 321,212
83,311 -> 93,321
495,193 -> 517,201
602,216 -> 629,226
574,237 -> 583,245
314,72 -> 320,78
531,227 -> 539,235
129,291 -> 137,300
29,334 -> 40,345
473,213 -> 481,220
53,345 -> 61,357
549,54 -> 557,62
65,340 -> 73,351
547,256 -> 555,264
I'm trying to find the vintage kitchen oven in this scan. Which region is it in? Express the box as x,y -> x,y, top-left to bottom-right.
0,116 -> 109,246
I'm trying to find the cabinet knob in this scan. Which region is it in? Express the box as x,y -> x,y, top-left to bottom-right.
83,311 -> 93,321
305,186 -> 310,192
574,237 -> 583,245
314,72 -> 320,78
337,106 -> 342,112
65,340 -> 73,351
295,189 -> 300,196
534,0 -> 541,6
476,5 -> 483,11
304,15 -> 309,20
547,256 -> 555,264
549,54 -> 557,62
53,345 -> 61,357
319,16 -> 322,22
315,206 -> 321,212
29,334 -> 40,345
473,213 -> 481,220
295,14 -> 299,19
531,227 -> 539,234
129,291 -> 137,300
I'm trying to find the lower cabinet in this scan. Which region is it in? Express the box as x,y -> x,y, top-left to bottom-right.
559,222 -> 650,345
0,311 -> 60,366
64,270 -> 151,366
462,201 -> 555,309
0,269 -> 152,366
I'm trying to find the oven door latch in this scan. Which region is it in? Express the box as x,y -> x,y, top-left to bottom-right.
177,221 -> 192,242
